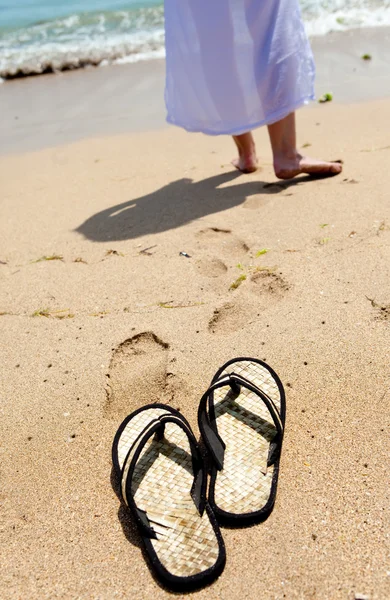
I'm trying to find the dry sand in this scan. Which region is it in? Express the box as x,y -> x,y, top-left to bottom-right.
1,39 -> 390,600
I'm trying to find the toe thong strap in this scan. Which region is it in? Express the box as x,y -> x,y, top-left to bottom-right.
121,414 -> 207,539
198,372 -> 284,471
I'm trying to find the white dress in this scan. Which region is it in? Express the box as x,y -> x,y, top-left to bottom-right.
164,0 -> 315,135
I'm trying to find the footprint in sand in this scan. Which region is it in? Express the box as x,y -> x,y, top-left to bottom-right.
208,302 -> 252,334
208,270 -> 290,334
195,227 -> 249,258
104,332 -> 177,420
250,270 -> 289,297
242,195 -> 270,210
194,227 -> 249,281
195,258 -> 228,278
366,297 -> 390,322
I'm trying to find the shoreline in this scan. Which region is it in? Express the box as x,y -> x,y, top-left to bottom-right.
0,18 -> 390,82
0,25 -> 389,156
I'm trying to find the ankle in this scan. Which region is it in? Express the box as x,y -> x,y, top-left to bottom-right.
273,148 -> 300,164
241,145 -> 256,159
233,133 -> 256,155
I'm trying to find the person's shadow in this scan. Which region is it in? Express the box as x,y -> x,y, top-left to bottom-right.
76,171 -> 305,242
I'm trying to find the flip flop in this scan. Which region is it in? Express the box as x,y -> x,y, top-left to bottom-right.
198,357 -> 286,526
112,404 -> 178,477
112,404 -> 226,592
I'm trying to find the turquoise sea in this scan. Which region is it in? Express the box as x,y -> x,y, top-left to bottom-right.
1,0 -> 390,79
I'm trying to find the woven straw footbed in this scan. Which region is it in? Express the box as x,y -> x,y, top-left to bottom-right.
212,361 -> 281,515
117,409 -> 220,578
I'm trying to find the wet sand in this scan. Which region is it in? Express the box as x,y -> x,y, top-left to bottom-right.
0,26 -> 389,155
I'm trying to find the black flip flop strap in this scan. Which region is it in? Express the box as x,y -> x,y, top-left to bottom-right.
122,413 -> 206,539
198,372 -> 284,472
120,415 -> 163,499
230,372 -> 283,430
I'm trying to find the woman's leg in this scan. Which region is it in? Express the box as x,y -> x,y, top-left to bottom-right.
268,112 -> 342,179
232,132 -> 258,173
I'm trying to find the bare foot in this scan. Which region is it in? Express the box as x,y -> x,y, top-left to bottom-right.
231,154 -> 258,174
232,132 -> 259,173
268,113 -> 343,180
274,154 -> 343,180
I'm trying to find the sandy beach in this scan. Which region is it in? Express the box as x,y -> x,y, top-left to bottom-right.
1,26 -> 390,600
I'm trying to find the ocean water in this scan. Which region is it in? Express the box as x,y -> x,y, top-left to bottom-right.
1,0 -> 390,79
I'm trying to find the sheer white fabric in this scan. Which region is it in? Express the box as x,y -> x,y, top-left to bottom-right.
164,0 -> 315,135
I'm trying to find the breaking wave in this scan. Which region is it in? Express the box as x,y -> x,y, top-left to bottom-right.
1,1 -> 390,79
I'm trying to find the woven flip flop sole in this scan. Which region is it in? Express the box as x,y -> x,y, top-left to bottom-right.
124,422 -> 221,578
113,406 -> 173,475
217,360 -> 282,413
211,359 -> 283,516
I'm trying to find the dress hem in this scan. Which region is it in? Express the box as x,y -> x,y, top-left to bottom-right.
166,94 -> 316,136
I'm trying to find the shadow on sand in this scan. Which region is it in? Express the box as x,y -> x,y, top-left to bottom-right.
76,171 -> 309,242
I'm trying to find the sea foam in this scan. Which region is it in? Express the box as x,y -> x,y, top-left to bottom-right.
1,2 -> 390,79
